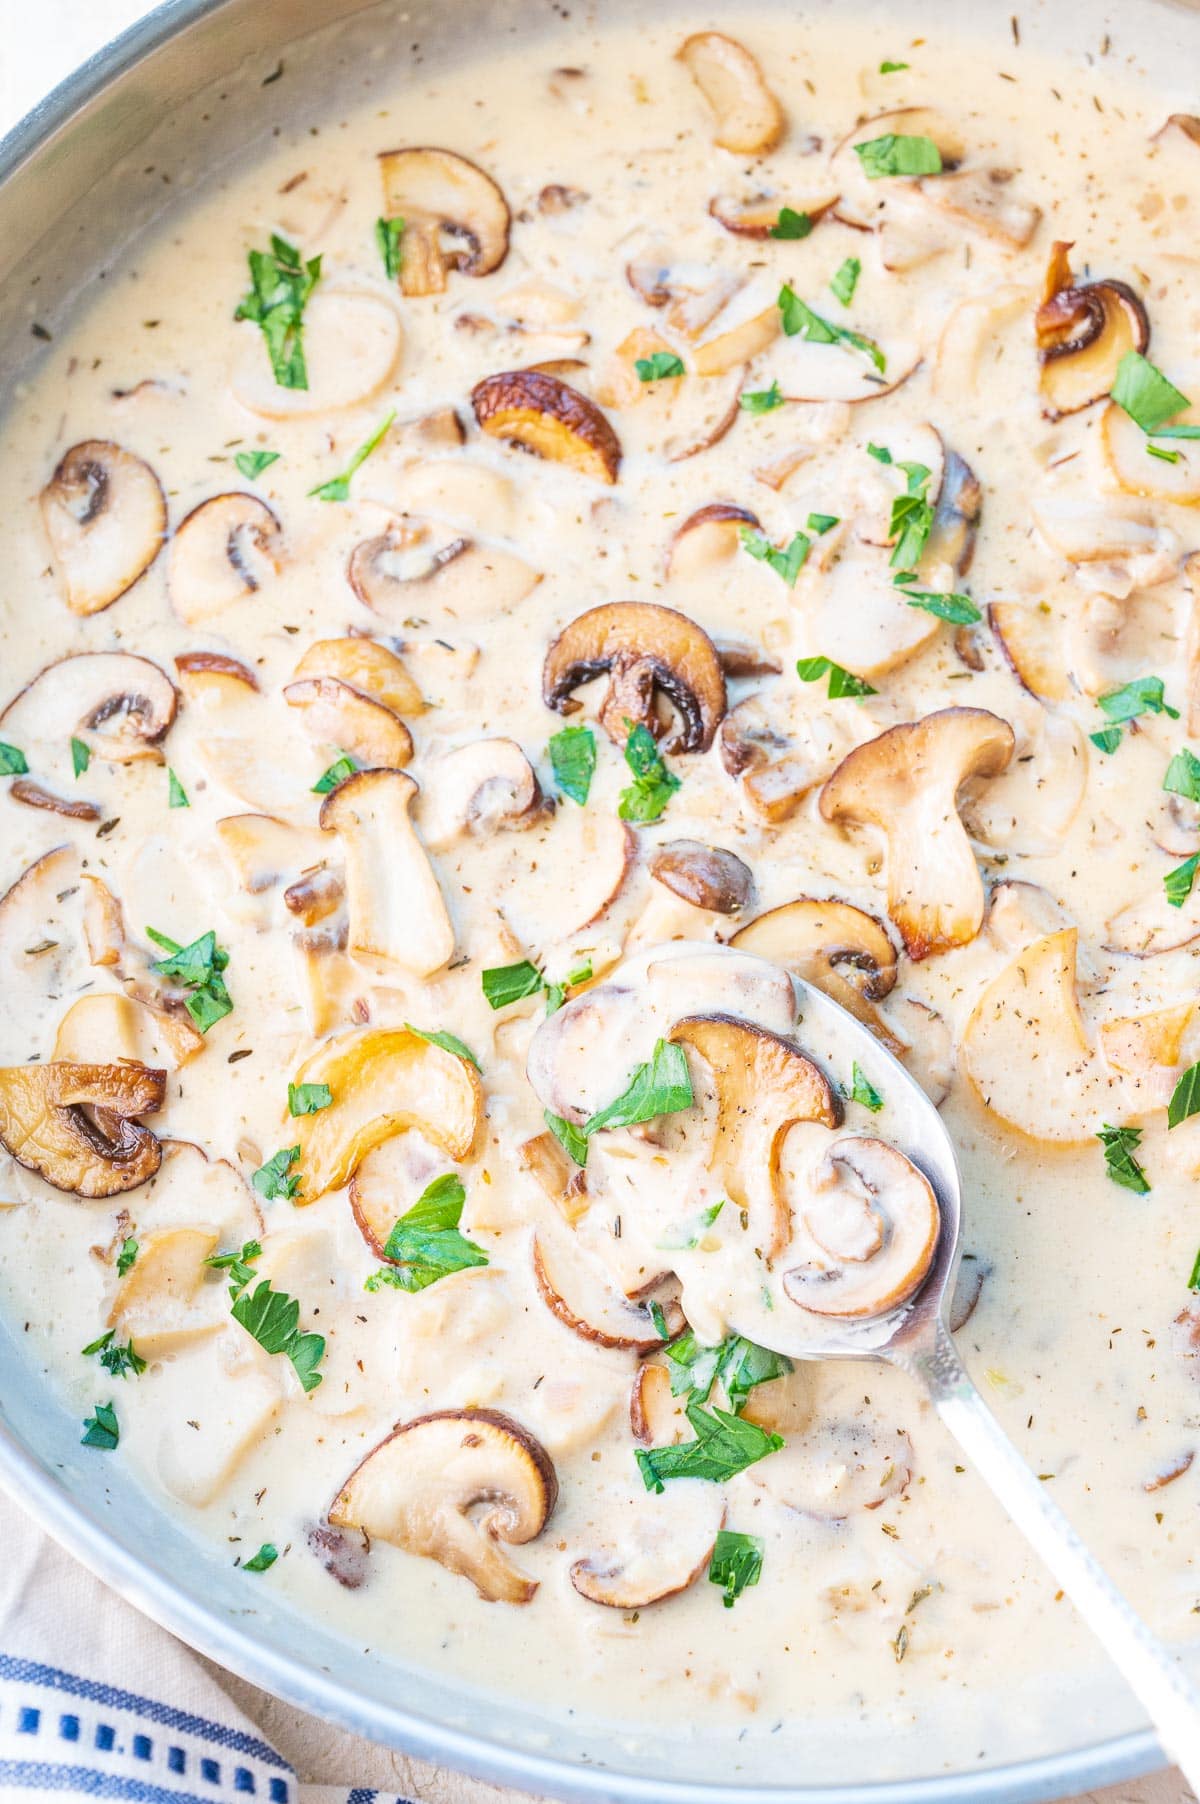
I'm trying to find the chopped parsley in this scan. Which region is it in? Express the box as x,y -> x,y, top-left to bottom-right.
235,233 -> 321,390
232,1277 -> 325,1391
1166,853 -> 1200,909
1089,727 -> 1123,755
375,214 -> 405,280
1148,443 -> 1181,465
770,206 -> 813,240
740,381 -> 784,415
1168,1062 -> 1200,1130
234,449 -> 280,480
1163,747 -> 1200,802
1189,1247 -> 1200,1291
849,1062 -> 884,1112
205,1237 -> 263,1298
739,526 -> 810,588
901,589 -> 981,625
854,133 -> 943,178
481,959 -> 544,1010
879,58 -> 910,72
885,458 -> 935,570
81,1330 -> 146,1379
242,1542 -> 279,1573
807,512 -> 839,535
778,283 -> 885,373
1097,675 -> 1178,725
796,655 -> 877,699
81,1401 -> 120,1451
1111,351 -> 1193,436
830,256 -> 861,306
365,1172 -> 488,1293
1096,1123 -> 1150,1195
406,1022 -> 481,1071
618,722 -> 680,824
146,926 -> 232,1032
252,1147 -> 302,1202
548,724 -> 596,805
0,742 -> 28,776
657,1199 -> 725,1251
312,752 -> 359,795
708,1530 -> 764,1608
287,1081 -> 332,1117
116,1237 -> 138,1277
665,1331 -> 792,1414
635,1400 -> 783,1491
309,410 -> 395,502
70,737 -> 90,778
635,350 -> 685,382
167,769 -> 189,809
544,1108 -> 589,1167
585,1038 -> 693,1135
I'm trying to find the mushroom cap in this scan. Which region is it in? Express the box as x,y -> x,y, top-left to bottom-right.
283,676 -> 414,771
648,840 -> 753,915
570,1477 -> 725,1609
542,600 -> 726,754
319,767 -> 455,977
347,518 -> 539,624
168,493 -> 283,625
783,1136 -> 939,1319
1,651 -> 177,762
329,1408 -> 557,1604
732,897 -> 901,1050
233,289 -> 402,418
378,147 -> 510,296
819,707 -> 1015,960
472,370 -> 622,484
1035,242 -> 1150,419
39,440 -> 166,616
291,637 -> 424,717
532,1224 -> 685,1352
418,738 -> 543,850
288,1025 -> 482,1198
676,30 -> 784,155
0,1059 -> 165,1198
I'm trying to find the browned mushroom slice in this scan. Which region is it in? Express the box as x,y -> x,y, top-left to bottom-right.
732,899 -> 901,1052
418,739 -> 544,849
378,148 -> 510,297
784,1137 -> 939,1319
329,1409 -> 556,1603
949,1252 -> 991,1333
533,1227 -> 684,1352
1,651 -> 177,762
347,519 -> 540,624
570,1479 -> 725,1609
283,867 -> 343,927
283,676 -> 414,770
518,1131 -> 588,1226
40,440 -> 166,616
676,31 -> 784,155
0,1060 -> 165,1197
1099,1004 -> 1192,1115
290,637 -> 425,716
649,841 -> 753,915
108,1226 -> 223,1360
666,502 -> 760,581
8,781 -> 100,821
175,650 -> 259,692
1035,241 -> 1150,419
987,602 -> 1071,703
820,709 -> 1015,961
168,494 -> 283,626
713,638 -> 781,680
472,371 -> 622,483
320,769 -> 455,978
213,813 -> 328,899
927,446 -> 983,576
751,1421 -> 913,1516
709,187 -> 838,237
668,1015 -> 842,1261
542,601 -> 726,753
630,1363 -> 688,1446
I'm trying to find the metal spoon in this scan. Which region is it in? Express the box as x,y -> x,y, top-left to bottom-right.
730,974 -> 1200,1783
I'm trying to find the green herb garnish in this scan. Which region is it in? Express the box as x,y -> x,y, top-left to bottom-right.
886,459 -> 935,570
854,133 -> 942,178
708,1530 -> 764,1607
548,724 -> 596,805
879,59 -> 910,72
618,722 -> 680,823
81,1401 -> 120,1451
146,926 -> 232,1032
901,589 -> 981,624
71,737 -> 90,778
657,1200 -> 725,1251
1166,853 -> 1200,908
309,410 -> 395,502
807,512 -> 839,535
665,1331 -> 792,1413
1168,1062 -> 1200,1130
205,1238 -> 264,1298
544,1108 -> 589,1167
1111,351 -> 1191,436
0,742 -> 29,776
287,1082 -> 332,1117
481,959 -> 544,1010
81,1330 -> 146,1379
406,1023 -> 481,1071
635,351 -> 685,382
375,215 -> 405,281
234,449 -> 280,480
778,283 -> 885,373
232,1277 -> 325,1391
235,234 -> 322,391
1189,1247 -> 1200,1291
365,1172 -> 488,1294
739,381 -> 784,415
770,207 -> 813,240
1163,748 -> 1200,802
242,1543 -> 278,1573
739,526 -> 810,588
635,1400 -> 783,1491
830,256 -> 861,306
116,1237 -> 138,1278
312,752 -> 359,795
849,1062 -> 884,1112
1096,1123 -> 1150,1195
1089,727 -> 1123,755
1097,675 -> 1178,725
796,655 -> 877,698
585,1038 -> 693,1135
252,1148 -> 302,1203
167,769 -> 189,809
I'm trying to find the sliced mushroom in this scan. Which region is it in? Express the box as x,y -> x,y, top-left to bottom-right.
0,1060 -> 165,1197
799,533 -> 940,680
168,494 -> 283,626
233,289 -> 403,419
932,284 -> 1032,404
283,866 -> 344,927
543,601 -> 725,753
820,709 -> 1016,960
623,262 -> 746,337
669,1015 -> 842,1261
985,878 -> 1076,954
212,813 -> 329,902
927,446 -> 983,576
775,334 -> 921,406
962,710 -> 1086,858
53,993 -> 195,1072
717,697 -> 844,826
8,781 -> 100,821
378,148 -> 510,297
752,1421 -> 913,1517
1105,882 -> 1200,959
1030,498 -> 1177,593
829,107 -> 966,230
291,637 -> 425,716
108,1225 -> 223,1361
630,1362 -> 689,1445
472,370 -> 622,483
1100,1003 -> 1193,1113
649,841 -> 753,915
961,928 -> 1114,1143
40,440 -> 166,616
988,602 -> 1072,703
175,650 -> 259,693
709,187 -> 838,237
570,1479 -> 725,1609
666,503 -> 760,582
518,1131 -> 588,1226
783,1137 -> 939,1319
897,168 -> 1041,250
418,739 -> 544,849
329,1409 -> 556,1603
320,768 -> 454,977
284,676 -> 413,770
289,1025 -> 481,1198
1035,242 -> 1150,419
348,518 -> 540,625
676,31 -> 784,155
732,899 -> 901,1051
533,1226 -> 684,1352
949,1252 -> 991,1333
1100,396 -> 1200,506
1,652 -> 177,762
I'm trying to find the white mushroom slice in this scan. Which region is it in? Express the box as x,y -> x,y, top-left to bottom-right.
384,460 -> 517,538
348,1135 -> 460,1256
234,289 -> 403,418
329,1409 -> 557,1603
156,1330 -> 282,1508
669,1015 -> 842,1262
666,503 -> 760,582
1100,398 -> 1200,506
932,285 -> 1032,406
570,1479 -> 725,1609
751,1421 -> 913,1517
988,602 -> 1072,703
1105,884 -> 1200,959
732,899 -> 901,1053
533,1225 -> 684,1351
1,652 -> 176,763
348,518 -> 539,624
630,1363 -> 689,1445
798,536 -> 940,680
962,711 -> 1086,857
961,929 -> 1115,1143
378,148 -> 510,297
676,31 -> 784,155
320,769 -> 454,978
900,169 -> 1041,249
829,107 -> 966,230
820,709 -> 1016,960
283,676 -> 413,770
885,997 -> 954,1110
0,847 -> 88,1063
291,636 -> 425,716
784,1137 -> 939,1319
691,280 -> 781,376
168,494 -> 283,626
39,440 -> 166,616
1100,1004 -> 1193,1113
108,1225 -> 223,1361
776,334 -> 921,405
52,993 -> 194,1072
1031,497 -> 1177,586
709,185 -> 839,237
985,878 -> 1076,955
419,739 -> 543,849
212,813 -> 330,902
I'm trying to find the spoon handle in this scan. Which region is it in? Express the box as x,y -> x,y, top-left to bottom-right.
905,1319 -> 1200,1783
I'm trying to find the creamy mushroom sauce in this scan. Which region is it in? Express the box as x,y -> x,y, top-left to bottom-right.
0,5 -> 1199,1762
